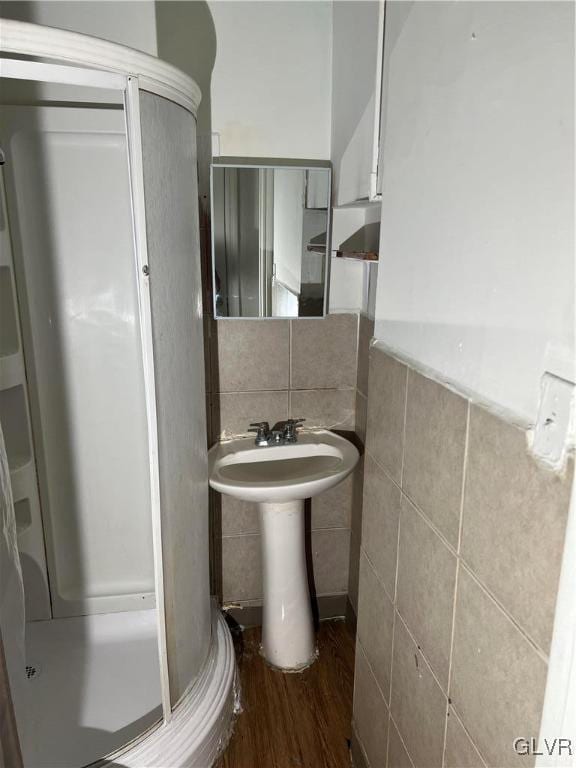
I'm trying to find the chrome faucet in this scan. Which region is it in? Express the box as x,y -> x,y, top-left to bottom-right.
248,419 -> 305,447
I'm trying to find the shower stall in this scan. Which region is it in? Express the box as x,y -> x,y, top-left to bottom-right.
0,19 -> 236,768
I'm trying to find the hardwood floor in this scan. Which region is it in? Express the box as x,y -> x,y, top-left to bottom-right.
216,619 -> 356,768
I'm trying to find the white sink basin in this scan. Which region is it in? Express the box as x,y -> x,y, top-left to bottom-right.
208,429 -> 359,503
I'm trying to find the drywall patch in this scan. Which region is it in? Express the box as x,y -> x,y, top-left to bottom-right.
530,373 -> 575,468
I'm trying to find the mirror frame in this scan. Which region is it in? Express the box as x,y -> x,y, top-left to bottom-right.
210,161 -> 332,319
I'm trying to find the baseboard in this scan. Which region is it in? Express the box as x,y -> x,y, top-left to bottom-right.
345,597 -> 357,633
224,593 -> 349,629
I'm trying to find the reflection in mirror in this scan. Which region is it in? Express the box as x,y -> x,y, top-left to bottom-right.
211,165 -> 331,318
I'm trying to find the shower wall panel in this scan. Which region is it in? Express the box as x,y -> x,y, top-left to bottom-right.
1,106 -> 155,616
140,91 -> 212,704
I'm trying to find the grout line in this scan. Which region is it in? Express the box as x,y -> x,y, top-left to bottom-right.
221,531 -> 261,540
384,705 -> 391,768
359,543 -> 396,608
388,713 -> 416,768
457,401 -> 471,556
395,609 -> 450,699
401,490 -> 459,560
387,609 -> 397,709
442,558 -> 461,768
354,726 -> 373,768
366,447 -> 404,496
442,402 -> 469,765
221,524 -> 352,539
447,704 -> 489,768
399,365 -> 409,487
216,386 -> 357,394
458,560 -> 550,663
357,638 -> 392,714
385,711 -> 392,768
393,486 -> 403,605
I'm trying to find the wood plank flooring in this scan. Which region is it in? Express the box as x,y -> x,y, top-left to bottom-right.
216,620 -> 356,768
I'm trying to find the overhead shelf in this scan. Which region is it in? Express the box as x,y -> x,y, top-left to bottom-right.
334,250 -> 378,262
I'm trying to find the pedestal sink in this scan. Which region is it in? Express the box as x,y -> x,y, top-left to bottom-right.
209,430 -> 359,671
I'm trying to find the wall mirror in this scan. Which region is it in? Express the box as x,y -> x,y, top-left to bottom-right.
211,164 -> 331,318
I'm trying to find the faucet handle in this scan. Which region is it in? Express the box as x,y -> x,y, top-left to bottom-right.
248,421 -> 270,445
283,418 -> 305,442
249,421 -> 270,430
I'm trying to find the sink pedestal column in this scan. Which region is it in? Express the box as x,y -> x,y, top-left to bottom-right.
258,500 -> 316,670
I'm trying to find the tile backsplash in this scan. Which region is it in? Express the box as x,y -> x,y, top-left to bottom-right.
206,313 -> 364,615
208,315 -> 359,439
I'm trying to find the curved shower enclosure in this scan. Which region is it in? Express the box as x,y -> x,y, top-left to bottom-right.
0,20 -> 236,768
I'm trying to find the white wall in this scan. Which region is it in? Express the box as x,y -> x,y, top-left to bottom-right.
208,0 -> 332,159
374,1 -> 574,439
273,170 -> 304,295
331,0 -> 380,205
0,1 -> 158,53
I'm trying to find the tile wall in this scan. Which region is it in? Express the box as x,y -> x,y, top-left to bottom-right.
352,345 -> 574,768
206,313 -> 364,615
348,312 -> 374,614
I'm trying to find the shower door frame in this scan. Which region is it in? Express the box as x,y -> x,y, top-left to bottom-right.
0,56 -> 173,724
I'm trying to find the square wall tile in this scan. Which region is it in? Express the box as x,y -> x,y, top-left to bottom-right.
348,523 -> 361,615
291,313 -> 358,389
396,495 -> 457,689
310,528 -> 350,595
387,719 -> 414,768
361,453 -> 402,601
350,456 -> 365,542
353,644 -> 389,768
203,316 -> 214,393
357,314 -> 374,397
290,388 -> 355,430
365,347 -> 407,483
311,470 -> 354,529
350,730 -> 370,768
444,709 -> 486,768
357,552 -> 395,701
222,534 -> 262,603
450,568 -> 547,768
462,405 -> 573,652
355,390 -> 368,445
221,494 -> 259,536
212,319 -> 289,392
403,370 -> 468,548
390,616 -> 447,768
213,390 -> 289,438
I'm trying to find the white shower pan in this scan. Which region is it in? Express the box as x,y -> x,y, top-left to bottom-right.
209,430 -> 359,670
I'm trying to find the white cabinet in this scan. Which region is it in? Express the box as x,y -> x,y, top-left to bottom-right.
330,0 -> 385,205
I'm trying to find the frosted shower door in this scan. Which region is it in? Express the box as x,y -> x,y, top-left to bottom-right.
139,92 -> 212,704
1,106 -> 154,616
